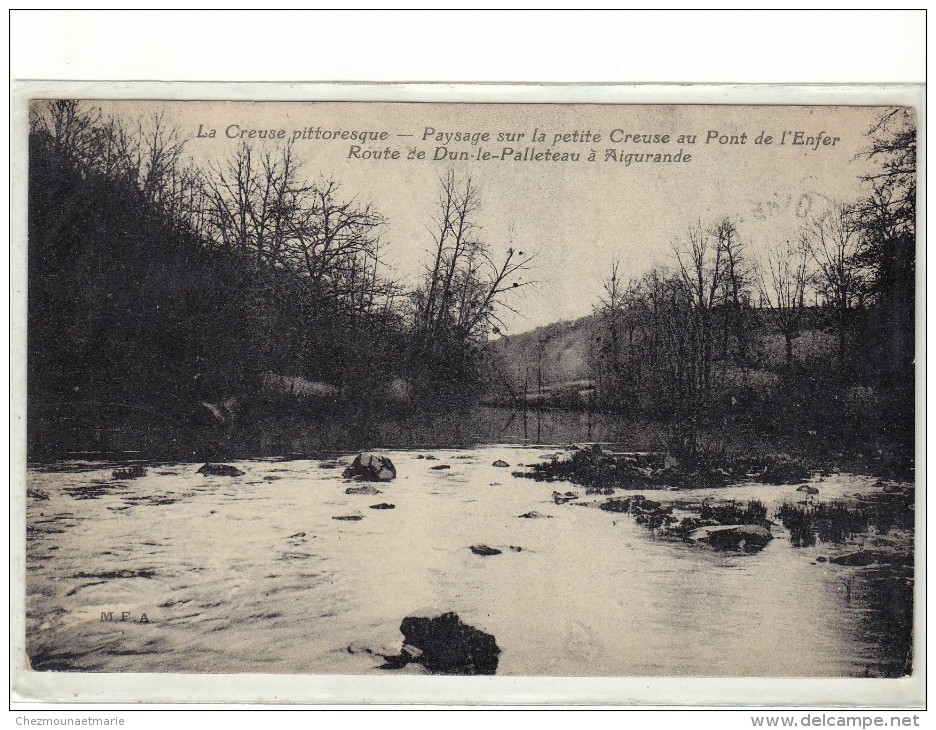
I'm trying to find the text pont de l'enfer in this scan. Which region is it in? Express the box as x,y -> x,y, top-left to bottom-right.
196,124 -> 842,165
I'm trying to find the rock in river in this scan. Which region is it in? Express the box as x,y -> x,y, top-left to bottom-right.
470,544 -> 502,556
689,524 -> 773,552
830,551 -> 879,567
518,511 -> 552,519
599,498 -> 632,513
342,453 -> 396,482
369,502 -> 396,510
112,464 -> 147,479
492,460 -> 510,468
381,612 -> 500,675
197,463 -> 245,477
346,485 -> 381,496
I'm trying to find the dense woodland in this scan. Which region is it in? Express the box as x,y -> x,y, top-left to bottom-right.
27,101 -> 532,458
534,108 -> 914,471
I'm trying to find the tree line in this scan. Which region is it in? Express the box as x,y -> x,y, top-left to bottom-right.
27,101 -> 533,457
591,109 -> 915,466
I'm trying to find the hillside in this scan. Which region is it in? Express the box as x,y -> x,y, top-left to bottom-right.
482,316 -> 598,403
482,308 -> 837,406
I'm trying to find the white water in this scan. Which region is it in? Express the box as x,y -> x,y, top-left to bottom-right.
25,446 -> 888,676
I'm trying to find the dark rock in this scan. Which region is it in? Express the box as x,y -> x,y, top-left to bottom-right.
470,544 -> 502,556
796,485 -> 819,495
508,546 -> 523,552
263,476 -> 281,481
600,498 -> 631,513
386,612 -> 500,675
518,511 -> 552,519
346,485 -> 381,496
430,464 -> 451,471
112,464 -> 147,479
197,463 -> 245,477
663,516 -> 720,539
287,532 -> 306,538
369,503 -> 396,510
492,460 -> 510,468
830,551 -> 878,567
816,556 -> 828,563
552,491 -> 579,504
689,524 -> 773,552
27,488 -> 50,501
333,514 -> 363,521
342,453 -> 396,482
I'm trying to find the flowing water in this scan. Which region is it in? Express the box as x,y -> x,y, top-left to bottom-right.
24,446 -> 906,677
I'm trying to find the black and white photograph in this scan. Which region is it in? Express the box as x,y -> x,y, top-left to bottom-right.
16,96 -> 919,694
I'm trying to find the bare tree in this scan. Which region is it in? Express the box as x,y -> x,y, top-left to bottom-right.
205,142 -> 258,255
804,204 -> 864,368
35,100 -> 103,169
713,217 -> 754,379
673,221 -> 723,394
289,178 -> 385,299
416,171 -> 536,343
757,238 -> 809,371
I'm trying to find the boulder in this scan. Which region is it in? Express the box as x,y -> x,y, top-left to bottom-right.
342,453 -> 396,482
346,485 -> 381,496
492,460 -> 510,468
689,524 -> 773,552
113,464 -> 147,480
369,503 -> 396,510
430,464 -> 451,471
197,463 -> 245,477
470,544 -> 502,556
333,514 -> 363,521
518,511 -> 552,519
552,491 -> 579,505
600,498 -> 631,513
830,551 -> 878,567
390,612 -> 500,675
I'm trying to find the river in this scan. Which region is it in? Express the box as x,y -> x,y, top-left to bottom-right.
24,444 -> 910,677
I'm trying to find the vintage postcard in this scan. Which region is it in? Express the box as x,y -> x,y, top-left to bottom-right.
11,84 -> 923,705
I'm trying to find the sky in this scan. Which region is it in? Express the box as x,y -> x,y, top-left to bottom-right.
91,100 -> 890,335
